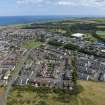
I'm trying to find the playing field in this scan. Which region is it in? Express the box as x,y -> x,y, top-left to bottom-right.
21,40 -> 42,49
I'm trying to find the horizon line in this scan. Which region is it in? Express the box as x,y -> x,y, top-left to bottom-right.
0,15 -> 105,17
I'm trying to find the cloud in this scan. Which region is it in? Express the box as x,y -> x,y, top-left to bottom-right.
16,0 -> 44,4
16,0 -> 105,9
56,0 -> 105,8
57,1 -> 76,6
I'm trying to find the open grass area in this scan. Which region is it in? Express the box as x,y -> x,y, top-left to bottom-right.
77,80 -> 105,105
21,40 -> 42,49
96,31 -> 105,36
95,19 -> 105,23
96,31 -> 105,39
6,81 -> 105,105
96,26 -> 105,30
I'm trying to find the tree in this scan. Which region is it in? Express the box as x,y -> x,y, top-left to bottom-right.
64,43 -> 79,50
36,100 -> 49,105
48,39 -> 62,47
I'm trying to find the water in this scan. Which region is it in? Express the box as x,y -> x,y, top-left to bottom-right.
0,15 -> 97,26
0,16 -> 70,25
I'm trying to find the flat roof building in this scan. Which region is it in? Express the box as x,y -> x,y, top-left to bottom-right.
72,33 -> 84,38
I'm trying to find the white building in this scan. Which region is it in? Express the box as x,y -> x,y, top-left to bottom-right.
72,33 -> 84,38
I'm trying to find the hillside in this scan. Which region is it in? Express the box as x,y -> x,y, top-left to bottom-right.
77,81 -> 105,105
6,81 -> 105,105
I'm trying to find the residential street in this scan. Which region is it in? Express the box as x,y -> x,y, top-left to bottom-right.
0,49 -> 32,105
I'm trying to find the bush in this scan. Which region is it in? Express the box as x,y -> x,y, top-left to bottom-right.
16,92 -> 23,97
53,88 -> 65,95
64,43 -> 79,50
13,84 -> 83,96
48,40 -> 62,47
70,85 -> 84,95
36,100 -> 49,105
26,100 -> 31,104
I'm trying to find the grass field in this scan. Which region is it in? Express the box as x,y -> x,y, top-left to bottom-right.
21,40 -> 42,49
77,81 -> 105,105
96,31 -> 105,39
96,31 -> 105,36
6,81 -> 105,105
96,26 -> 105,29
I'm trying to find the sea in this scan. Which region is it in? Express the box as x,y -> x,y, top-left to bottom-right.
0,16 -> 73,26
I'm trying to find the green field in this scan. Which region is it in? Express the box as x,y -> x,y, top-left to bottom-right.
96,31 -> 105,36
21,40 -> 42,49
96,31 -> 105,39
6,81 -> 105,105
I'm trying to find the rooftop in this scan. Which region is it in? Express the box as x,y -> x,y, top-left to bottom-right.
72,33 -> 84,38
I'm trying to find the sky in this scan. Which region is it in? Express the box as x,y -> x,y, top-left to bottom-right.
0,0 -> 105,16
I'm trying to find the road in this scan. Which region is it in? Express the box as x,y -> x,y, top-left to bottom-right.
0,49 -> 32,105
